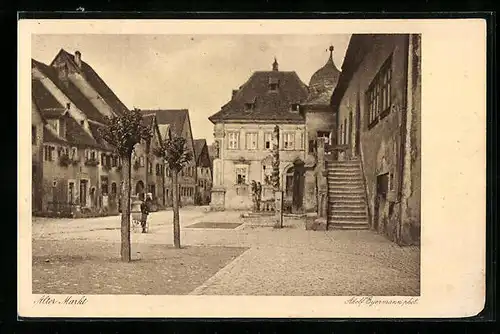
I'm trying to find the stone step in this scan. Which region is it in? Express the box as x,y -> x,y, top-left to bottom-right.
328,224 -> 370,230
328,213 -> 367,220
328,177 -> 364,182
328,193 -> 365,198
327,169 -> 362,174
328,200 -> 365,206
328,190 -> 365,195
327,180 -> 364,186
329,204 -> 366,210
329,210 -> 366,216
328,218 -> 368,225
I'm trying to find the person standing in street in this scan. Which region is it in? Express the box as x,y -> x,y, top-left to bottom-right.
140,198 -> 150,233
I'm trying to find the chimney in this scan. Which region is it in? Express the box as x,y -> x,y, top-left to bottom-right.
74,51 -> 82,69
272,57 -> 279,71
232,89 -> 238,99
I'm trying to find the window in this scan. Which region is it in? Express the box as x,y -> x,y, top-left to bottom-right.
246,132 -> 258,150
228,132 -> 240,150
291,104 -> 300,112
111,156 -> 118,167
32,126 -> 36,145
111,182 -> 117,195
264,132 -> 273,149
44,146 -> 54,161
139,156 -> 145,167
148,162 -> 153,174
244,103 -> 254,112
283,133 -> 295,150
106,155 -> 111,168
317,131 -> 330,145
367,55 -> 392,127
90,150 -> 96,160
269,77 -> 279,91
155,163 -> 160,175
235,165 -> 248,185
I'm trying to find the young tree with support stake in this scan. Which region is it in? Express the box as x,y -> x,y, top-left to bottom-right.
153,136 -> 192,248
99,108 -> 151,262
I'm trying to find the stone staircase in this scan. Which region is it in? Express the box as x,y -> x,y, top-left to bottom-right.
327,157 -> 369,230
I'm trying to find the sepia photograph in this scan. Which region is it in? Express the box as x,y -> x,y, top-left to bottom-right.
18,19 -> 485,318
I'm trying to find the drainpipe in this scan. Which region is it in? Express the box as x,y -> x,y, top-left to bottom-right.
397,34 -> 411,246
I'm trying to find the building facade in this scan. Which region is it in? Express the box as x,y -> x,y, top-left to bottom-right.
209,55 -> 340,212
193,139 -> 213,205
32,49 -> 166,217
330,34 -> 421,245
140,109 -> 197,206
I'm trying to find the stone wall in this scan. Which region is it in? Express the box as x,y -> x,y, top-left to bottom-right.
336,34 -> 421,245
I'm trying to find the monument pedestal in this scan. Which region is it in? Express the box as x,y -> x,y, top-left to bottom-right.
210,187 -> 226,211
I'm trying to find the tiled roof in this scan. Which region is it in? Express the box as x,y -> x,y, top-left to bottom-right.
140,109 -> 188,137
43,126 -> 67,145
193,139 -> 206,162
66,117 -> 104,149
31,79 -> 67,116
32,59 -> 109,124
208,71 -> 308,123
57,49 -> 129,116
87,122 -> 113,150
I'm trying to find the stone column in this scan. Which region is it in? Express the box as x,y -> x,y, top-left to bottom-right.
210,133 -> 226,211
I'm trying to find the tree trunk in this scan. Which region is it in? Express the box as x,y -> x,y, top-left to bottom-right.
172,170 -> 181,248
120,154 -> 132,262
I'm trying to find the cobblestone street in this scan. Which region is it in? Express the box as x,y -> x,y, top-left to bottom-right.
32,206 -> 420,296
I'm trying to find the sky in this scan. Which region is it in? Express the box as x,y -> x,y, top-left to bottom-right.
32,34 -> 351,144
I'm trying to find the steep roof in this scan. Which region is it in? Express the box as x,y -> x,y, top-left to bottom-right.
43,126 -> 67,145
87,122 -> 112,150
139,109 -> 188,137
66,117 -> 104,149
52,49 -> 129,116
193,139 -> 206,162
32,58 -> 108,124
31,78 -> 66,116
208,70 -> 309,123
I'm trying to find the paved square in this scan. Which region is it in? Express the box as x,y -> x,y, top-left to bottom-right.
186,222 -> 243,229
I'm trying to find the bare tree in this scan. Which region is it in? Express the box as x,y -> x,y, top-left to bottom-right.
154,136 -> 192,248
99,108 -> 151,262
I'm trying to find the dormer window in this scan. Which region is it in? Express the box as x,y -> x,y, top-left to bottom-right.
291,104 -> 300,112
269,77 -> 280,92
244,102 -> 254,112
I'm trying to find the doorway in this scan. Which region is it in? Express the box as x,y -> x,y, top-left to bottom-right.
374,173 -> 389,231
292,159 -> 305,213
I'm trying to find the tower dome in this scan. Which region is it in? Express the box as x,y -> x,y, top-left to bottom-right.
305,46 -> 341,106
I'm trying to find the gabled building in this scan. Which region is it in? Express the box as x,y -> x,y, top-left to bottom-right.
193,139 -> 213,205
31,49 -> 166,216
140,109 -> 197,206
130,114 -> 170,208
208,58 -> 310,210
208,53 -> 341,212
328,34 -> 421,245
